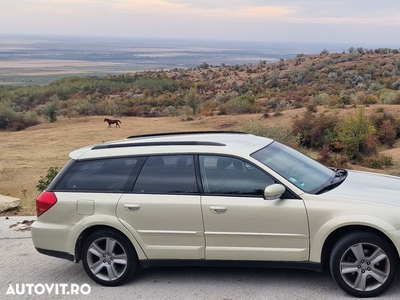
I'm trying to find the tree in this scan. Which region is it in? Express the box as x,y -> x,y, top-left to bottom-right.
198,62 -> 209,69
356,47 -> 365,55
44,94 -> 60,122
337,107 -> 376,160
185,87 -> 201,115
320,49 -> 329,55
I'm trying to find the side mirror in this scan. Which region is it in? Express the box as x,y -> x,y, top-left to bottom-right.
263,184 -> 285,200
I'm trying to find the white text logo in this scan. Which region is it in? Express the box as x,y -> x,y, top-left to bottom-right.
6,283 -> 91,295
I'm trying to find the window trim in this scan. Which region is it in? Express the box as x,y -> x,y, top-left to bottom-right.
51,153 -> 299,199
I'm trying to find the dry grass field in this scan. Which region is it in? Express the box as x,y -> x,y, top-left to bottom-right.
1,106 -> 400,216
0,113 -> 265,215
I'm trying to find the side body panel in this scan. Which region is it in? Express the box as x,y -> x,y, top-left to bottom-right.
201,195 -> 309,261
116,194 -> 205,259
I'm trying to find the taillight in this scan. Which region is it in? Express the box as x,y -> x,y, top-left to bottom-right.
36,191 -> 58,217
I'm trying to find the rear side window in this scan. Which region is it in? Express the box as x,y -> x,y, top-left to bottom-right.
55,157 -> 145,192
133,155 -> 198,194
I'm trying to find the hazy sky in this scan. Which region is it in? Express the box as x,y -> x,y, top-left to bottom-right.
1,0 -> 400,46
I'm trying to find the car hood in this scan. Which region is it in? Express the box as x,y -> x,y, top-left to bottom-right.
323,170 -> 400,205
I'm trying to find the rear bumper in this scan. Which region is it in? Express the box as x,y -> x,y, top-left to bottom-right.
31,220 -> 80,261
35,247 -> 75,262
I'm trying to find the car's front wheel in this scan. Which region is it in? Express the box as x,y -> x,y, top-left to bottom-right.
82,229 -> 138,286
330,231 -> 397,298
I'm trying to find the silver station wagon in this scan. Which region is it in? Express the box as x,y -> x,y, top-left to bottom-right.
31,131 -> 400,297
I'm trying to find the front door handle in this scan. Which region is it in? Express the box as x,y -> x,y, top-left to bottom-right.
209,205 -> 227,214
124,204 -> 141,211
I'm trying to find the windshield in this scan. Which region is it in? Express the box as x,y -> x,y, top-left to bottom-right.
251,141 -> 335,193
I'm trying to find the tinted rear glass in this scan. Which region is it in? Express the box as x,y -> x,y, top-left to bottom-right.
55,157 -> 144,192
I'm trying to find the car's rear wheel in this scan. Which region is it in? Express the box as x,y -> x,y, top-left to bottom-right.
82,229 -> 138,286
330,232 -> 397,298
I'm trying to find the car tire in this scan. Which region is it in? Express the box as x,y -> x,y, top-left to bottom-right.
330,231 -> 397,298
82,229 -> 138,286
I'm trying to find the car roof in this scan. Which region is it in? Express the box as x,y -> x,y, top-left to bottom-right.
69,131 -> 274,160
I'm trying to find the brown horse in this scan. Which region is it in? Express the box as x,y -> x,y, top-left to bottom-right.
104,118 -> 121,128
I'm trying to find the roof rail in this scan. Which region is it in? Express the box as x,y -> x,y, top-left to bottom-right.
126,131 -> 247,139
92,141 -> 225,150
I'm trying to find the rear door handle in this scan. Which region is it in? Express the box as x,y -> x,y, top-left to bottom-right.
124,204 -> 141,211
209,206 -> 227,214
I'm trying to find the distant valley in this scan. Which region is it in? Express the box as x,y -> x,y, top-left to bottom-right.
0,35 -> 349,85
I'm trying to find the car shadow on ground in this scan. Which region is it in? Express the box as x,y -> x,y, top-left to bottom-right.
123,266 -> 400,299
26,259 -> 400,299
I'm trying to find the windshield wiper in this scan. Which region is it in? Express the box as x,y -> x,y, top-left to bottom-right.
334,169 -> 347,178
315,169 -> 347,194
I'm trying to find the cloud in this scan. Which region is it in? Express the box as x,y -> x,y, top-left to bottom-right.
111,0 -> 295,19
11,0 -> 109,16
0,0 -> 399,44
212,6 -> 295,19
162,0 -> 290,11
26,0 -> 104,4
11,0 -> 400,27
290,14 -> 400,27
111,0 -> 190,13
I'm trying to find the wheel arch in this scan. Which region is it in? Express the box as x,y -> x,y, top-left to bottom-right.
320,225 -> 400,270
74,224 -> 146,262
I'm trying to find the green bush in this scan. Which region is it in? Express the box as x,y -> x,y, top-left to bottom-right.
310,92 -> 329,105
0,100 -> 17,129
36,166 -> 60,192
75,98 -> 100,116
224,96 -> 258,114
378,90 -> 399,104
45,104 -> 58,122
337,107 -> 376,160
184,87 -> 201,115
44,94 -> 60,122
0,100 -> 40,130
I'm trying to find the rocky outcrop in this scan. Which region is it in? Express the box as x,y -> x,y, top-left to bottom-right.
0,195 -> 20,213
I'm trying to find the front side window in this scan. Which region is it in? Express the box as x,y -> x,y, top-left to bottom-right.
55,157 -> 144,192
199,155 -> 275,196
133,155 -> 198,194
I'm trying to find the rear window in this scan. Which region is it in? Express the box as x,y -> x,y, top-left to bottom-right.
54,157 -> 145,192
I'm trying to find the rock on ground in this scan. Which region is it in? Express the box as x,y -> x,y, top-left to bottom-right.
0,194 -> 20,213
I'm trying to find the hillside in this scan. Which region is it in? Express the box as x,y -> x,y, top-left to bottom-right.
1,49 -> 400,215
167,50 -> 400,99
0,49 -> 399,128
